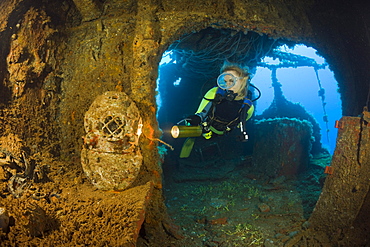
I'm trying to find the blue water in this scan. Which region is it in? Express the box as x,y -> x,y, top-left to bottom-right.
252,45 -> 341,154
157,45 -> 342,154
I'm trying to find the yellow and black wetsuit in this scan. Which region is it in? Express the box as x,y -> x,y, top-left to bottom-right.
179,87 -> 254,158
195,87 -> 254,139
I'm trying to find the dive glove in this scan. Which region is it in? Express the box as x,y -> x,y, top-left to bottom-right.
185,115 -> 201,126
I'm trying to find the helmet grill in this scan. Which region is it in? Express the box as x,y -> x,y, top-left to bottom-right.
101,115 -> 125,138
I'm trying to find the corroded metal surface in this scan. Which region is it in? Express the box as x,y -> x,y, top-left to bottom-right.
253,118 -> 313,177
310,112 -> 370,237
72,0 -> 102,22
0,0 -> 368,245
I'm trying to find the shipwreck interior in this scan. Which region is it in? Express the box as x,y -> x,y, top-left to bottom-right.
157,30 -> 339,246
0,0 -> 370,246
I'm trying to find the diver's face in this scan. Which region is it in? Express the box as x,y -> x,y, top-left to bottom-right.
224,70 -> 246,93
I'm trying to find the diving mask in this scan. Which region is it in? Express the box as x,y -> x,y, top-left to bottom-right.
217,72 -> 242,90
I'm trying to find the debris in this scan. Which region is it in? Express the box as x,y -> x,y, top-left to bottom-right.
264,239 -> 275,247
209,217 -> 228,225
0,207 -> 9,232
31,192 -> 47,201
1,149 -> 48,198
210,198 -> 228,209
48,193 -> 60,203
258,203 -> 271,212
270,175 -> 286,185
8,174 -> 30,198
324,166 -> 334,175
21,204 -> 49,237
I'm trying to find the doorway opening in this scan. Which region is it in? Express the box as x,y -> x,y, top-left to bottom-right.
156,27 -> 341,246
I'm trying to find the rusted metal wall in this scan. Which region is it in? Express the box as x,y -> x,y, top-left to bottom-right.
1,0 -> 370,245
253,118 -> 313,178
309,111 -> 370,241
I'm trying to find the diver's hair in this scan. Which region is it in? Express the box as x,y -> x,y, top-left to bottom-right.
220,63 -> 249,98
220,63 -> 250,78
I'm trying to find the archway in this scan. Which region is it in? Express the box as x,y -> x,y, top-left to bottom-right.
156,27 -> 341,246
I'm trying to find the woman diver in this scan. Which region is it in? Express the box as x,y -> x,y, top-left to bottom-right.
175,63 -> 256,158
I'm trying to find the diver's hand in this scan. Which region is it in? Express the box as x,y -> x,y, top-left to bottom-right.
185,115 -> 201,126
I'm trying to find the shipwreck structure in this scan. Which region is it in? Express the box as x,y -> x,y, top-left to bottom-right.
0,0 -> 369,246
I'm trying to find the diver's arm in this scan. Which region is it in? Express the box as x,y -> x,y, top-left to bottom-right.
195,87 -> 217,122
246,104 -> 254,121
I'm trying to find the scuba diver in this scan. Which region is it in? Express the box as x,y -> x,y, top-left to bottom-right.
173,63 -> 256,158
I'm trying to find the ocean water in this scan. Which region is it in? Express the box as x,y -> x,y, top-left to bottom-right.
157,44 -> 341,154
252,45 -> 341,154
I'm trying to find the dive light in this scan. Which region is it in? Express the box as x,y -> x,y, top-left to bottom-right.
170,125 -> 203,138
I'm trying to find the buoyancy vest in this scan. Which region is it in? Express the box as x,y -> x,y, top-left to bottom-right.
195,87 -> 254,133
